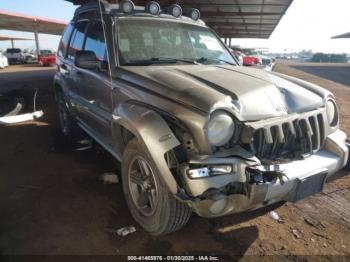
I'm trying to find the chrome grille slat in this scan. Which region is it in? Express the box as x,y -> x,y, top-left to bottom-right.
314,116 -> 321,149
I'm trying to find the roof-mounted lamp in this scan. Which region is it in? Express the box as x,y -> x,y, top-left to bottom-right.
145,1 -> 161,15
120,0 -> 135,14
168,4 -> 182,18
188,8 -> 200,21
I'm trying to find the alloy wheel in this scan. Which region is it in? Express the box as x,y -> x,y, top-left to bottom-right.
128,156 -> 159,217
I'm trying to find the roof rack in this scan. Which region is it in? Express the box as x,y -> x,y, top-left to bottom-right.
74,0 -> 105,16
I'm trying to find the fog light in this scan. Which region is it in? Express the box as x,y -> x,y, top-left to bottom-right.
209,198 -> 228,214
209,165 -> 232,175
145,1 -> 161,15
188,8 -> 200,21
120,0 -> 135,14
187,165 -> 234,179
168,4 -> 182,18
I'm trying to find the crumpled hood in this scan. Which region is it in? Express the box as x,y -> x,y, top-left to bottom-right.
121,65 -> 325,121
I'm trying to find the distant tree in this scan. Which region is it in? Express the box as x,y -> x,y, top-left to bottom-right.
329,54 -> 347,63
311,53 -> 347,63
311,53 -> 328,62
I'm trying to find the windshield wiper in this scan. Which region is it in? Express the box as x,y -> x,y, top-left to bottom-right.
196,57 -> 236,66
125,57 -> 199,66
153,57 -> 199,64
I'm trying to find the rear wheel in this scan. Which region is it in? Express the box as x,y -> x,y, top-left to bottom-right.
56,91 -> 80,141
122,138 -> 192,235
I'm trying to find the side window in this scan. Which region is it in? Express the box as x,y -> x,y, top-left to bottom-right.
67,21 -> 88,60
84,21 -> 107,62
58,22 -> 74,57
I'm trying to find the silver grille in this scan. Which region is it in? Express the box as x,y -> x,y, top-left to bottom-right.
242,109 -> 326,162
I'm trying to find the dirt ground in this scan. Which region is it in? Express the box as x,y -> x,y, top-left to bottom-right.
0,63 -> 349,261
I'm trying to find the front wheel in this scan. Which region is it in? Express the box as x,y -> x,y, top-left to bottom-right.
122,138 -> 192,236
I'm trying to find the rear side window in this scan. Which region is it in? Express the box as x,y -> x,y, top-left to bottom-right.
67,21 -> 88,60
58,22 -> 74,57
84,21 -> 107,62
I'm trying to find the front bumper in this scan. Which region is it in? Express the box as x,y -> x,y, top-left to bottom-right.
179,130 -> 349,218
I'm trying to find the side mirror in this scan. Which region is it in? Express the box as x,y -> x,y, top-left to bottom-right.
75,51 -> 99,70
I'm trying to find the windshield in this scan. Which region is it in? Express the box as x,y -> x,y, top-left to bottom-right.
116,19 -> 236,66
6,48 -> 21,54
244,49 -> 259,56
40,50 -> 54,55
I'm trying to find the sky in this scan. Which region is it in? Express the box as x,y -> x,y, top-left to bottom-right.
0,0 -> 349,54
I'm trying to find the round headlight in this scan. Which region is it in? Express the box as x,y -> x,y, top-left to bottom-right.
168,4 -> 182,18
326,99 -> 338,127
120,0 -> 135,14
188,8 -> 200,21
207,111 -> 235,147
145,1 -> 161,15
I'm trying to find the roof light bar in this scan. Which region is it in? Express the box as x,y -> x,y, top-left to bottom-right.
120,0 -> 135,14
145,1 -> 161,15
188,8 -> 200,21
168,4 -> 182,18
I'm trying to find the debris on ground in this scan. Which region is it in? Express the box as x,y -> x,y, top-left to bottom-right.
303,216 -> 328,231
100,173 -> 119,184
304,217 -> 318,228
74,139 -> 93,151
116,226 -> 136,236
312,232 -> 329,240
269,210 -> 285,223
292,229 -> 302,239
0,110 -> 44,125
269,211 -> 280,221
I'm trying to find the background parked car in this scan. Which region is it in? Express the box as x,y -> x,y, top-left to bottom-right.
38,50 -> 56,66
4,48 -> 25,64
23,50 -> 37,63
242,48 -> 262,66
0,51 -> 9,69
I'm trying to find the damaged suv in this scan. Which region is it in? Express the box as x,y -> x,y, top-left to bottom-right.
54,1 -> 350,235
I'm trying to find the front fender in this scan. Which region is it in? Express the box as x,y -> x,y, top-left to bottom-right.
113,103 -> 180,194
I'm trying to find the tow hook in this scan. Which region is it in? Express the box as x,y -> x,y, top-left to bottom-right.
246,167 -> 287,185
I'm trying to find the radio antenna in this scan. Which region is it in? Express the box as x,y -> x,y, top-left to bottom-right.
98,0 -> 113,83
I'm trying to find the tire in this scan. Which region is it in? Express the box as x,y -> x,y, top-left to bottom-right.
56,91 -> 80,141
122,138 -> 192,236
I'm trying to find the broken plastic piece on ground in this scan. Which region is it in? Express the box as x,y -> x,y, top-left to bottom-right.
79,139 -> 92,145
75,146 -> 93,151
100,173 -> 119,184
0,110 -> 44,125
269,211 -> 280,221
0,94 -> 23,117
116,226 -> 136,236
75,139 -> 93,151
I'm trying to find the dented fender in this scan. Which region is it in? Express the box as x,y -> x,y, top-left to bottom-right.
113,103 -> 180,194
